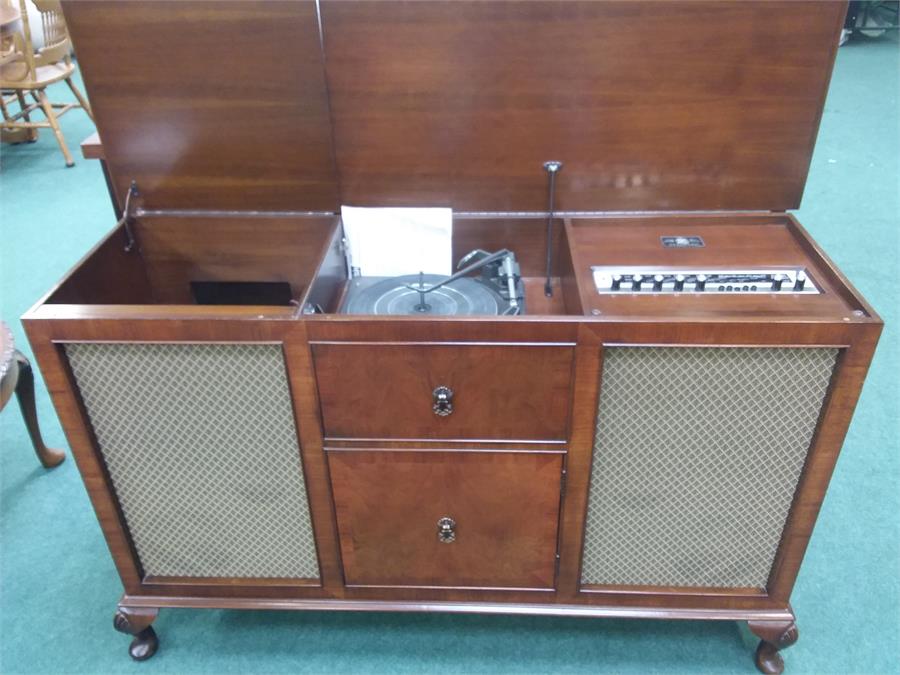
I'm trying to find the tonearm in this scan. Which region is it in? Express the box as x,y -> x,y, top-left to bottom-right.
403,249 -> 523,314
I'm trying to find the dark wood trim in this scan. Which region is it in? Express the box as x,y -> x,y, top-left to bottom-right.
143,576 -> 320,588
785,214 -> 881,321
344,584 -> 556,593
119,593 -> 794,622
323,439 -> 566,451
308,340 -> 578,347
766,324 -> 882,601
323,446 -> 566,455
283,321 -> 347,596
324,437 -> 567,446
278,336 -> 330,589
789,2 -> 848,218
26,303 -> 298,322
555,324 -> 603,600
580,585 -> 766,598
21,322 -> 146,594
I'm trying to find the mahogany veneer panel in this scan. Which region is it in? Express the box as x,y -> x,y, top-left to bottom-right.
452,218 -> 563,278
47,225 -> 154,305
328,450 -> 563,588
313,343 -> 574,441
567,217 -> 863,320
63,1 -> 339,211
134,216 -> 335,304
321,0 -> 844,211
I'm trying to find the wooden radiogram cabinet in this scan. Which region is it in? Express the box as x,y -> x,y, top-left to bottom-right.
23,2 -> 881,673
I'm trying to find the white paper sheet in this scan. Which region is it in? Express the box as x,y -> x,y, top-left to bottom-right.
341,206 -> 453,277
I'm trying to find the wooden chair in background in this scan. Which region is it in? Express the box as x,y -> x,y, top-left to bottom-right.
0,0 -> 93,166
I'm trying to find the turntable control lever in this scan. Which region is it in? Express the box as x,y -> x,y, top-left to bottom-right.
433,386 -> 454,417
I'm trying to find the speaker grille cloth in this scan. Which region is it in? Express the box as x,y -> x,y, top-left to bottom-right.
581,347 -> 838,589
65,343 -> 319,579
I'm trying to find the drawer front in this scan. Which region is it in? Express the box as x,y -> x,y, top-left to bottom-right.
312,343 -> 574,440
328,451 -> 563,588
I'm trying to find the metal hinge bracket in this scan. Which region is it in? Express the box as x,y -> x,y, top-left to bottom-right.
543,160 -> 563,297
119,181 -> 140,253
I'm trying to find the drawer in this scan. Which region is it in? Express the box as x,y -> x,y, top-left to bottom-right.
328,450 -> 563,588
312,343 -> 574,440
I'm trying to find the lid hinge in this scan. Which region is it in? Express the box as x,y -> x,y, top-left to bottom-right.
543,161 -> 563,297
118,181 -> 140,253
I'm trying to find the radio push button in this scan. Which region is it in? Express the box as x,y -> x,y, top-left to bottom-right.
653,275 -> 664,292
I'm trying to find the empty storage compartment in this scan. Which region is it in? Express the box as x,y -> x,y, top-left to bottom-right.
43,215 -> 339,310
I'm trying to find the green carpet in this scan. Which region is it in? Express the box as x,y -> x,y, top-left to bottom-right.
1,35 -> 898,675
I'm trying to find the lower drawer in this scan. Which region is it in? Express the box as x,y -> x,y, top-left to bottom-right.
328,450 -> 564,589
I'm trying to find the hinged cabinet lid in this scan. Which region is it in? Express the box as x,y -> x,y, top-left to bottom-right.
64,1 -> 339,212
321,0 -> 845,212
66,0 -> 846,214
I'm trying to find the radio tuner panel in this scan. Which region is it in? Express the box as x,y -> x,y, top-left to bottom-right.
591,267 -> 820,295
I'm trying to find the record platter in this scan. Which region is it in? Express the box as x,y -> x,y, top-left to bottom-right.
340,249 -> 526,316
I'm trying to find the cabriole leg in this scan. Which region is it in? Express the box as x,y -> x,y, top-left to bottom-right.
13,351 -> 65,468
748,619 -> 799,675
113,606 -> 159,661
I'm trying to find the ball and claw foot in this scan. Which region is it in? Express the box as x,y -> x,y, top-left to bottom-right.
748,620 -> 799,675
113,607 -> 160,661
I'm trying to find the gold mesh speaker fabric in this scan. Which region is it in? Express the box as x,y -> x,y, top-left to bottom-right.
65,343 -> 319,579
581,347 -> 838,589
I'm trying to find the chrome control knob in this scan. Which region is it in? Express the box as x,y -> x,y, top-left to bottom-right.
674,274 -> 685,291
653,274 -> 664,292
794,271 -> 807,291
696,274 -> 707,291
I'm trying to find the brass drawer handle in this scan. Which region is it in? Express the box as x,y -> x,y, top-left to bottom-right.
432,385 -> 454,416
437,517 -> 456,543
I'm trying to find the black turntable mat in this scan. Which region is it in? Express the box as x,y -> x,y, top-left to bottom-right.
342,275 -> 504,316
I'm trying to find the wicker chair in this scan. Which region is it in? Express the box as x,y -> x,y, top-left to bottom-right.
0,0 -> 93,166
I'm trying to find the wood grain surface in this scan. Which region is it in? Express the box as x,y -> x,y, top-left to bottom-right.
312,342 -> 575,441
328,450 -> 563,589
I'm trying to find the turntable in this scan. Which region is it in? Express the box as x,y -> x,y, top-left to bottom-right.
340,249 -> 525,316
